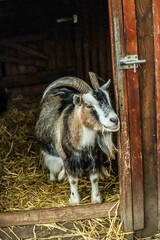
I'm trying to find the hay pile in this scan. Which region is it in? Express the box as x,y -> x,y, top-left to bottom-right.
0,95 -> 119,212
2,96 -> 157,239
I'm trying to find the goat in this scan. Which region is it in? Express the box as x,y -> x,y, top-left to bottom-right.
35,72 -> 120,204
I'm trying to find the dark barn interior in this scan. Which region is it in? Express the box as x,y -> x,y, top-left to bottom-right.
0,1 -> 122,239
0,0 -> 112,96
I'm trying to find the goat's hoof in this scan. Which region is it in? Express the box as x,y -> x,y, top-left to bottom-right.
49,172 -> 56,181
69,194 -> 80,204
92,194 -> 102,204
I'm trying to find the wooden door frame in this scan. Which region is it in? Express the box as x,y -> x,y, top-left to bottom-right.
108,0 -> 144,233
0,0 -> 119,228
153,0 -> 160,231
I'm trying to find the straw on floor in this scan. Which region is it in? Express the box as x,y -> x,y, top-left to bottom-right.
0,95 -> 119,212
2,95 -> 154,239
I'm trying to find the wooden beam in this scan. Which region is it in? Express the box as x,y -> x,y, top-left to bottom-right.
0,41 -> 48,60
0,202 -> 119,227
153,0 -> 160,231
0,55 -> 46,67
0,34 -> 46,43
0,68 -> 75,89
108,0 -> 133,234
135,0 -> 158,237
122,0 -> 144,231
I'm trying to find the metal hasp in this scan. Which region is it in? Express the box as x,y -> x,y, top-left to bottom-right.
120,54 -> 146,73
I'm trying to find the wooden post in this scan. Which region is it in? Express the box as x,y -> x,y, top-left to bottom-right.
122,0 -> 144,231
153,0 -> 160,231
108,0 -> 133,234
135,0 -> 158,237
109,0 -> 145,234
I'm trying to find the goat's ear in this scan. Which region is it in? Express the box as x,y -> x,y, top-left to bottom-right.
73,94 -> 82,106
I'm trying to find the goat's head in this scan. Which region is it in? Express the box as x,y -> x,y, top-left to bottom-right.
42,72 -> 120,133
73,79 -> 120,132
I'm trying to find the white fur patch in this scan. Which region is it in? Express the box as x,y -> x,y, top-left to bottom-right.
68,175 -> 80,204
42,151 -> 65,181
90,173 -> 102,204
81,126 -> 96,147
102,90 -> 111,106
83,92 -> 98,106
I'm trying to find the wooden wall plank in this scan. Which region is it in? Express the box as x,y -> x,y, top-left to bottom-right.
108,0 -> 133,234
135,0 -> 158,237
97,2 -> 106,78
0,55 -> 46,67
0,34 -> 46,43
0,202 -> 119,227
90,5 -> 98,76
122,0 -> 144,231
0,68 -> 75,89
0,41 -> 48,59
153,0 -> 160,231
42,38 -> 56,71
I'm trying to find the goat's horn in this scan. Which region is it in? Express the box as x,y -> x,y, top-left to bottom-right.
101,79 -> 111,90
89,72 -> 100,89
43,77 -> 92,98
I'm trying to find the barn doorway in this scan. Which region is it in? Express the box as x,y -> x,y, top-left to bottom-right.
0,0 -> 119,231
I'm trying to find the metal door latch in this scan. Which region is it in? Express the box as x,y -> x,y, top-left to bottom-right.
120,55 -> 146,73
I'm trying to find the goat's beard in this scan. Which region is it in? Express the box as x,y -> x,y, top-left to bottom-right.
97,132 -> 117,159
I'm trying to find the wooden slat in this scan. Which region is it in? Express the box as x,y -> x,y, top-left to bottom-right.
43,38 -> 56,71
0,202 -> 119,227
0,55 -> 46,67
72,0 -> 83,79
74,33 -> 83,78
153,0 -> 160,231
54,26 -> 66,69
0,34 -> 46,43
90,2 -> 98,76
82,2 -> 90,83
135,0 -> 158,237
0,41 -> 48,59
4,45 -> 19,76
108,0 -> 133,234
122,0 -> 144,231
97,2 -> 106,78
0,68 -> 75,89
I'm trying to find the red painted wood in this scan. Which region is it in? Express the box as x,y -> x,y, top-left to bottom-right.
108,0 -> 133,234
122,0 -> 144,231
153,0 -> 160,231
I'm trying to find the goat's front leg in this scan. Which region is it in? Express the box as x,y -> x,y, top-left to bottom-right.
90,172 -> 102,204
68,175 -> 80,204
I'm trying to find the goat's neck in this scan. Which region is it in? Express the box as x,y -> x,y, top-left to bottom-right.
68,108 -> 83,149
68,107 -> 96,149
81,126 -> 96,148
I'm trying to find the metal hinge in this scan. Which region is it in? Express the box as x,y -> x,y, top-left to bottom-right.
120,55 -> 146,73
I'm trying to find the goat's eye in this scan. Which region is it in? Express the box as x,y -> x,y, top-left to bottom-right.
86,104 -> 93,109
